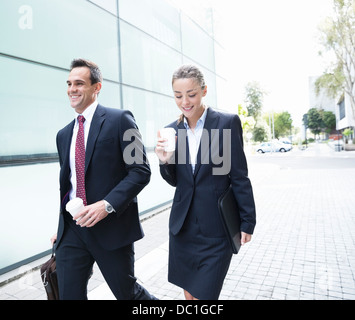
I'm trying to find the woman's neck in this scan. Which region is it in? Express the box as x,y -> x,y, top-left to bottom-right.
186,105 -> 205,130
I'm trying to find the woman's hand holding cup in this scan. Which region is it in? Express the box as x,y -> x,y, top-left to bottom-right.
155,128 -> 176,164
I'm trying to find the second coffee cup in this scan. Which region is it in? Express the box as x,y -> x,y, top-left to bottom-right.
66,197 -> 84,219
160,128 -> 176,152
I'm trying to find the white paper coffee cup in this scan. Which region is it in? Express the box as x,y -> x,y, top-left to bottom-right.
66,197 -> 84,218
160,128 -> 176,152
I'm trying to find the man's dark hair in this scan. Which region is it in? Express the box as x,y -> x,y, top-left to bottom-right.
70,58 -> 103,85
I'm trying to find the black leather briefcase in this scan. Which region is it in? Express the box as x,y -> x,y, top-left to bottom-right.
40,245 -> 59,300
218,185 -> 242,254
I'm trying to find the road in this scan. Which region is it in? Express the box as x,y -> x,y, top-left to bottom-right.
248,144 -> 355,170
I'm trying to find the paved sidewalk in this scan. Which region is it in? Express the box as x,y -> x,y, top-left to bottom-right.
1,144 -> 355,300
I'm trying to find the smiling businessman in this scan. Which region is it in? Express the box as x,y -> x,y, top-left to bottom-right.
52,58 -> 156,300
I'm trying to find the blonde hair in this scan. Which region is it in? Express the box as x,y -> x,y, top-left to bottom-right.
172,65 -> 206,124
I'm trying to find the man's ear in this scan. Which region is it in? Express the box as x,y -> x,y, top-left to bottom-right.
95,82 -> 102,95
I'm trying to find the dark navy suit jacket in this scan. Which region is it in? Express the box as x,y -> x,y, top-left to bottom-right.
55,104 -> 150,251
160,108 -> 256,238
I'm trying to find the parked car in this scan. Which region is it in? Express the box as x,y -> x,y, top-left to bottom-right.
279,139 -> 293,149
255,141 -> 291,153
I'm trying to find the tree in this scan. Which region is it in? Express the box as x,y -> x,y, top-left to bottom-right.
252,125 -> 268,143
323,111 -> 336,134
315,0 -> 355,120
238,104 -> 256,133
306,108 -> 336,137
343,128 -> 354,142
307,108 -> 324,137
274,111 -> 293,139
244,82 -> 265,120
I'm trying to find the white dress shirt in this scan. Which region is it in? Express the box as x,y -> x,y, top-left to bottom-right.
184,107 -> 208,173
69,100 -> 98,201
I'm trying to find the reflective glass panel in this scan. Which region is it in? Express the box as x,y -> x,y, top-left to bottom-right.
89,0 -> 117,15
120,21 -> 182,96
119,0 -> 181,50
181,14 -> 215,72
122,86 -> 178,148
0,57 -> 70,156
0,0 -> 119,81
0,56 -> 121,157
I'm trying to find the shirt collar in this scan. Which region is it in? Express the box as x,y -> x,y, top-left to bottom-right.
75,100 -> 98,124
184,106 -> 208,129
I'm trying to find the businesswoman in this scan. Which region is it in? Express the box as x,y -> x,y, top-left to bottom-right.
155,65 -> 256,300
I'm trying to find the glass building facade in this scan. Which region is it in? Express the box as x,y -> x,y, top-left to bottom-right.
0,0 -> 226,274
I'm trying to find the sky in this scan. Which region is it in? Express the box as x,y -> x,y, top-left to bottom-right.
172,0 -> 335,127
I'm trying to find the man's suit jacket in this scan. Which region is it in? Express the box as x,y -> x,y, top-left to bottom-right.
160,108 -> 256,238
56,104 -> 151,251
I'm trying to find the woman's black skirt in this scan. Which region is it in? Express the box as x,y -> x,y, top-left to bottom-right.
168,210 -> 233,300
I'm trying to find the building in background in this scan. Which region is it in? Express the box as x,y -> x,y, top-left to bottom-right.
0,0 -> 227,274
308,76 -> 336,114
336,94 -> 355,135
335,53 -> 355,139
307,75 -> 355,143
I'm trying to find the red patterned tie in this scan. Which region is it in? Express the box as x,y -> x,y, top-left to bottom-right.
75,115 -> 87,205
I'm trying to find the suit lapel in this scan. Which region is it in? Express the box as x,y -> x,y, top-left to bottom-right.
176,120 -> 194,178
58,121 -> 74,196
85,104 -> 105,172
193,108 -> 219,178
